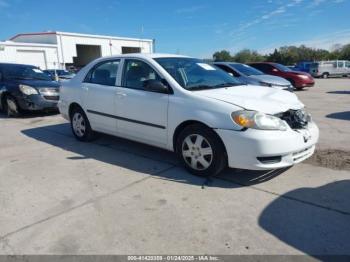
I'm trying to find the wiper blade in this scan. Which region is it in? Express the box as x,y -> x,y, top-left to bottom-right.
214,82 -> 245,87
187,85 -> 213,91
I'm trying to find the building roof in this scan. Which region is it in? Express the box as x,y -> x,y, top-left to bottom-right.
10,31 -> 153,42
0,40 -> 57,48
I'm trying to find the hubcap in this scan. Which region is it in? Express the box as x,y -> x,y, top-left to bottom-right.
182,134 -> 213,171
7,98 -> 17,112
72,112 -> 86,137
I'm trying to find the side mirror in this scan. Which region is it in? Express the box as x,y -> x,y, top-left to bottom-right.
228,72 -> 234,77
144,79 -> 170,94
272,68 -> 278,72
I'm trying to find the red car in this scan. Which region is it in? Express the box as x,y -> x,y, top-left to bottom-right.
249,62 -> 315,90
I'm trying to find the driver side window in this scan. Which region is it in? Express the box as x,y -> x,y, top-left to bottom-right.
216,64 -> 240,77
123,59 -> 161,90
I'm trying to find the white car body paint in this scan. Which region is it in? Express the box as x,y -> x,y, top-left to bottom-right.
59,53 -> 319,170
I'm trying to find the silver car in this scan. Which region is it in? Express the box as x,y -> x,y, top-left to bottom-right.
214,62 -> 293,91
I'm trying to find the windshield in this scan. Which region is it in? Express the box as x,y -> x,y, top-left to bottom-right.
230,63 -> 264,76
273,63 -> 293,72
154,58 -> 243,91
4,65 -> 52,81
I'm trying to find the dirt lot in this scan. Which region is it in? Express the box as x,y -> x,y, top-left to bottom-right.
298,79 -> 350,170
0,78 -> 349,256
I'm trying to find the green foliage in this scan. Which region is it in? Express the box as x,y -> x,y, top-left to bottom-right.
212,44 -> 350,65
339,44 -> 350,60
234,49 -> 265,63
213,50 -> 233,62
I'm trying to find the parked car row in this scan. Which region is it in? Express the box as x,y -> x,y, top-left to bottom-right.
0,55 -> 319,176
249,62 -> 315,89
213,61 -> 315,90
213,62 -> 293,91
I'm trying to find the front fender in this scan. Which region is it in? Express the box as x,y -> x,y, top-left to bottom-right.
167,94 -> 243,150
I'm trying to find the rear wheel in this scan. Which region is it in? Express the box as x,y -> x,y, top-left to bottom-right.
70,107 -> 95,141
322,73 -> 329,79
4,95 -> 20,117
176,124 -> 227,177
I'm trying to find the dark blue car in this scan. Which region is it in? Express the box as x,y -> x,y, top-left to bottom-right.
0,63 -> 60,117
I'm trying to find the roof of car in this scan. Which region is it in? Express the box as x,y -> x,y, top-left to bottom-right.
102,53 -> 191,59
0,63 -> 36,67
213,62 -> 240,65
249,62 -> 275,65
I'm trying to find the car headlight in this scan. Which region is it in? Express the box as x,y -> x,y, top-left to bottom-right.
259,81 -> 271,87
231,110 -> 288,131
19,85 -> 39,95
298,75 -> 309,79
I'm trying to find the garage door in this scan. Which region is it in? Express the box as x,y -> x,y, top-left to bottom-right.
16,50 -> 47,69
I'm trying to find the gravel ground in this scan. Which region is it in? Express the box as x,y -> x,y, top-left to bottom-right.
0,78 -> 349,255
295,78 -> 350,170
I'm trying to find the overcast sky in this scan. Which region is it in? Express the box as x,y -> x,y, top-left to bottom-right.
0,0 -> 349,58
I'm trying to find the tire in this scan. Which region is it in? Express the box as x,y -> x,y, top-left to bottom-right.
176,124 -> 227,177
70,106 -> 95,142
287,79 -> 296,88
4,95 -> 20,117
322,73 -> 329,79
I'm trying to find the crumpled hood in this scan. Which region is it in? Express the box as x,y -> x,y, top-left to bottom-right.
250,74 -> 291,86
195,85 -> 304,114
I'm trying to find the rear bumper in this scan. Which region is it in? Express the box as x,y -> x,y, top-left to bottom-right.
16,94 -> 59,111
215,121 -> 319,170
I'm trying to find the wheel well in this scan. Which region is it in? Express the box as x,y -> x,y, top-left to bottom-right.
68,102 -> 83,120
172,120 -> 227,156
0,92 -> 10,110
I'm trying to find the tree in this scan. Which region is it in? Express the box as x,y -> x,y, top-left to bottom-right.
212,43 -> 350,65
267,49 -> 282,63
340,44 -> 350,60
233,49 -> 265,63
213,50 -> 232,61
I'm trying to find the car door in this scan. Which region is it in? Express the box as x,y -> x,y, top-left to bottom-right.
115,59 -> 169,147
82,59 -> 120,135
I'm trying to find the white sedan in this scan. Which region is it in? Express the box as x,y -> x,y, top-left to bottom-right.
58,54 -> 319,176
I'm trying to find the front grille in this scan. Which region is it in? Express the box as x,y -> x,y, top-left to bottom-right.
43,96 -> 59,101
39,88 -> 59,96
277,109 -> 310,129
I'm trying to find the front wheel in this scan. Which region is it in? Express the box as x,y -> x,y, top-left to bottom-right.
5,95 -> 20,117
70,107 -> 95,141
176,124 -> 227,177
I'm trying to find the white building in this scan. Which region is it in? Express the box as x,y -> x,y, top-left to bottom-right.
0,31 -> 154,70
